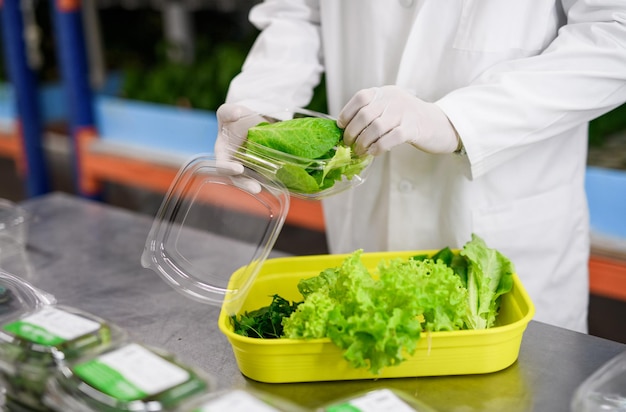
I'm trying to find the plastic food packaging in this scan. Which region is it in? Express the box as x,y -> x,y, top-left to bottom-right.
0,270 -> 55,409
571,350 -> 626,412
217,251 -> 535,383
222,108 -> 373,200
317,388 -> 437,412
44,342 -> 214,412
141,155 -> 290,314
0,270 -> 55,324
0,305 -> 124,411
175,388 -> 309,412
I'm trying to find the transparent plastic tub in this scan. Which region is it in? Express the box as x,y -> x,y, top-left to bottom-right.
0,304 -> 125,411
223,109 -> 373,200
44,342 -> 214,412
175,388 -> 309,412
141,156 -> 290,314
217,251 -> 535,383
571,350 -> 626,412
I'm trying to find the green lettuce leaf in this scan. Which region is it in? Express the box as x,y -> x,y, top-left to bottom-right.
245,117 -> 370,193
247,118 -> 342,158
460,234 -> 515,329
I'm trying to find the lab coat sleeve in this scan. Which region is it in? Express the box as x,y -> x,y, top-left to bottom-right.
224,0 -> 324,112
436,0 -> 626,179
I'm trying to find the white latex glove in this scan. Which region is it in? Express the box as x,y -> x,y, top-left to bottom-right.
337,85 -> 461,156
214,103 -> 265,193
215,103 -> 267,171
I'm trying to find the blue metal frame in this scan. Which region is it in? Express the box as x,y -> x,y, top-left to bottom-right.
0,0 -> 50,197
50,0 -> 97,197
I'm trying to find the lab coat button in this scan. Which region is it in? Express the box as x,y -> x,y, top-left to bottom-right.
398,179 -> 414,192
398,0 -> 414,7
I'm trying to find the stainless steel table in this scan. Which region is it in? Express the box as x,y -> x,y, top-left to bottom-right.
7,193 -> 626,412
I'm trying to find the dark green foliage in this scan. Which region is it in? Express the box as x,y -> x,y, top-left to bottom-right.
231,294 -> 302,339
589,103 -> 626,147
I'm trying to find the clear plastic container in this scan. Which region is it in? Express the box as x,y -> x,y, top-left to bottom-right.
223,108 -> 373,200
141,156 -> 290,315
0,270 -> 55,325
317,388 -> 437,412
571,350 -> 626,412
175,388 -> 309,412
0,305 -> 124,411
44,342 -> 214,412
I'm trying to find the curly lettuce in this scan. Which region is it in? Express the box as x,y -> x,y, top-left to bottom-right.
283,250 -> 469,373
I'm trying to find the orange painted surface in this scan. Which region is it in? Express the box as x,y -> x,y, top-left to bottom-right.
589,254 -> 626,302
0,131 -> 19,156
0,127 -> 24,175
77,132 -> 326,231
56,0 -> 81,12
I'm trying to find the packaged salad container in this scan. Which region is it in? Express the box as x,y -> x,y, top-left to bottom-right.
43,342 -> 214,412
0,270 -> 55,409
317,388 -> 437,412
216,251 -> 535,383
0,304 -> 124,411
222,108 -> 373,200
175,388 -> 309,412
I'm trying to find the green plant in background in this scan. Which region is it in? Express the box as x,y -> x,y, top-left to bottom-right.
120,38 -> 251,111
120,36 -> 329,114
588,103 -> 626,147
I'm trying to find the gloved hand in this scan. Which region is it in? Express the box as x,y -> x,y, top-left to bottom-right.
214,103 -> 265,193
215,103 -> 266,172
337,85 -> 461,156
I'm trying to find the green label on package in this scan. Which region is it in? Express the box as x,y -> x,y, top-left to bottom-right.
2,307 -> 100,346
72,343 -> 190,401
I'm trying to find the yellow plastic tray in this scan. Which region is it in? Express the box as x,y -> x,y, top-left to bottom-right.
218,251 -> 535,383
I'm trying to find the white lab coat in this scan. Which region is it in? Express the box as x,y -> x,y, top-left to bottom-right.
226,0 -> 626,333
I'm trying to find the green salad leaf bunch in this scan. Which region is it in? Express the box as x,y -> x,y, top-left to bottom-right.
231,234 -> 515,374
245,117 -> 370,193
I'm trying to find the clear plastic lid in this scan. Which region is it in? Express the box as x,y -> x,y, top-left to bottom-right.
0,269 -> 56,324
571,350 -> 626,412
141,156 -> 290,314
